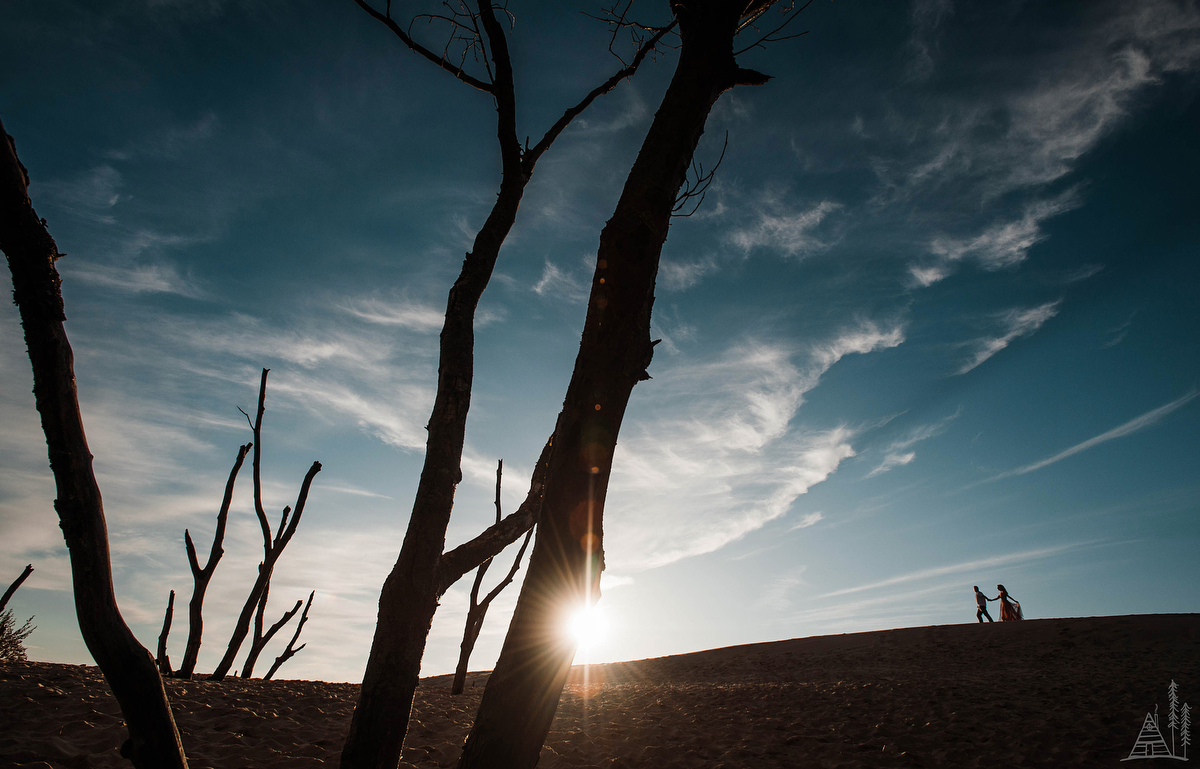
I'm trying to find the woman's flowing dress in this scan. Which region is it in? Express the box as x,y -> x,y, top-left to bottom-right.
999,593 -> 1022,621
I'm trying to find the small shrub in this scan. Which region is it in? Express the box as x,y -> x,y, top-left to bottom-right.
0,609 -> 35,661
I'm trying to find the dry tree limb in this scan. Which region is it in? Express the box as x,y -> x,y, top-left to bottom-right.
672,132 -> 728,217
0,564 -> 33,614
239,584 -> 303,678
451,460 -> 535,695
156,591 -> 175,676
210,369 -> 322,681
340,1 -> 674,764
434,436 -> 552,596
458,3 -> 789,765
1,116 -> 188,768
176,441 -> 251,679
264,590 -> 315,681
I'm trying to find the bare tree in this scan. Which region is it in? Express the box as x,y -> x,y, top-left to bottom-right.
263,590 -> 315,680
209,369 -> 322,681
239,585 -> 304,678
156,591 -> 175,676
174,442 -> 251,679
1,117 -> 189,768
1,564 -> 36,662
339,2 -> 676,765
458,2 -> 789,766
0,564 -> 33,614
451,460 -> 534,695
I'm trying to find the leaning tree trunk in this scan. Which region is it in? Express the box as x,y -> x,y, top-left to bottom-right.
0,117 -> 190,768
177,442 -> 250,679
339,5 -> 674,765
157,591 -> 175,676
338,5 -> 527,766
0,564 -> 34,614
457,4 -> 774,766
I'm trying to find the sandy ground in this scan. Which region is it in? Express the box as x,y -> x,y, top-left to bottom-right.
2,614 -> 1197,768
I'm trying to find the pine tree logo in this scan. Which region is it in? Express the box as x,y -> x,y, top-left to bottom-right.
1124,680 -> 1190,761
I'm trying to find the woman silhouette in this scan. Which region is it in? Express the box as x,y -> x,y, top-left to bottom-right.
996,584 -> 1023,621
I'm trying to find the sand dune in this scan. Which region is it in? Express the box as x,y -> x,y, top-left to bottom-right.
2,614 -> 1197,768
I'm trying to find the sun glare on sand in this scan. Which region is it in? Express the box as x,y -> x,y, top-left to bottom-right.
567,605 -> 609,664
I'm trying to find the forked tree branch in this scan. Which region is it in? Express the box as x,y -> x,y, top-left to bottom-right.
734,0 -> 810,55
352,0 -> 495,92
209,380 -> 322,681
264,590 -> 315,680
451,460 -> 535,694
673,132 -> 728,217
177,441 -> 251,678
475,1 -> 523,175
524,19 -> 677,171
435,437 -> 552,596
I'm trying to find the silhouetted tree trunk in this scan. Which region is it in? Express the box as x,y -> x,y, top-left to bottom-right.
339,3 -> 673,765
264,590 -> 315,680
451,460 -> 535,695
176,442 -> 250,679
240,585 -> 303,678
210,369 -> 321,681
458,4 -> 778,766
1,117 -> 190,769
157,591 -> 175,676
0,564 -> 33,614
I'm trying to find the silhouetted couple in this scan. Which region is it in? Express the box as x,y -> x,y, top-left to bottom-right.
974,584 -> 1022,623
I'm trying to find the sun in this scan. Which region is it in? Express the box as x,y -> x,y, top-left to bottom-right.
567,605 -> 609,656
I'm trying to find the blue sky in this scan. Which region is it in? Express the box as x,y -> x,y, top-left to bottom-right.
2,0 -> 1198,682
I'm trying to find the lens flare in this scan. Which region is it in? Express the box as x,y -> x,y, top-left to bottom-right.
567,605 -> 609,657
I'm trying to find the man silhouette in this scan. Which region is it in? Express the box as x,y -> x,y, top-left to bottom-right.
974,585 -> 995,623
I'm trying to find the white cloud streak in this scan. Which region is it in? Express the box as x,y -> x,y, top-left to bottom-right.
728,199 -> 842,257
340,298 -> 445,331
820,542 -> 1086,599
867,408 -> 961,477
935,191 -> 1080,268
958,301 -> 1060,374
63,261 -> 204,297
987,390 -> 1198,482
604,322 -> 905,571
531,259 -> 589,302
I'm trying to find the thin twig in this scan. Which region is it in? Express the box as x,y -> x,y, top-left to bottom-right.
673,132 -> 729,217
734,0 -> 811,55
351,0 -> 495,93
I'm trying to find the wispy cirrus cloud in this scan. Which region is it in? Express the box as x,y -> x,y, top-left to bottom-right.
867,451 -> 916,478
905,0 -> 955,81
35,165 -> 124,222
866,407 -> 961,477
63,261 -> 204,298
340,297 -> 445,331
1103,312 -> 1135,348
531,259 -> 589,302
820,542 -> 1087,599
605,321 -> 905,571
728,197 -> 842,257
984,390 -> 1198,483
789,511 -> 824,531
106,112 -> 220,161
958,301 -> 1060,374
913,191 -> 1082,286
658,254 -> 720,292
